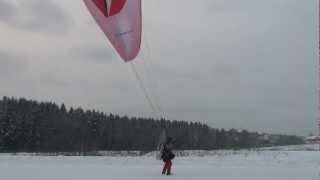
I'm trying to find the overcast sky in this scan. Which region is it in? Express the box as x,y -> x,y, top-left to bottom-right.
0,0 -> 317,136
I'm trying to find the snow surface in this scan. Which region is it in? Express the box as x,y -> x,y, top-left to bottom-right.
1,145 -> 320,180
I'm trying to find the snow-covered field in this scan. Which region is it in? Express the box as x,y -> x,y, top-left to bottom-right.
1,145 -> 319,180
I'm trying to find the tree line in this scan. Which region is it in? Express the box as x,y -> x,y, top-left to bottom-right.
0,97 -> 304,153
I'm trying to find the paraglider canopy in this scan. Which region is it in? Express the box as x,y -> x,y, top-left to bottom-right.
83,0 -> 142,62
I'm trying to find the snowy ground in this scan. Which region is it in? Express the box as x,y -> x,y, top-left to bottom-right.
1,145 -> 320,180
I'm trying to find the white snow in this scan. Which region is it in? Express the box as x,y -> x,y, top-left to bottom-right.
0,145 -> 319,180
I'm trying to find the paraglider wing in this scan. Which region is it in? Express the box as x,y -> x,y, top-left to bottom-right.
83,0 -> 142,62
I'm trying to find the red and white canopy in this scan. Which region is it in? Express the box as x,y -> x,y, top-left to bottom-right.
83,0 -> 142,62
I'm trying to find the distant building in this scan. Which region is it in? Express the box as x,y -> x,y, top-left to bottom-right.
305,136 -> 320,144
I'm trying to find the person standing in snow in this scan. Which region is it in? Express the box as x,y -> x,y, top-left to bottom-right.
161,137 -> 175,175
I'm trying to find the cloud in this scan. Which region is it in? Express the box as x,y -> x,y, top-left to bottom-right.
0,1 -> 16,24
70,46 -> 115,62
0,50 -> 26,75
0,0 -> 73,34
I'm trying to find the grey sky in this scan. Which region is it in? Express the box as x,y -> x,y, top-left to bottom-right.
0,0 -> 317,136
